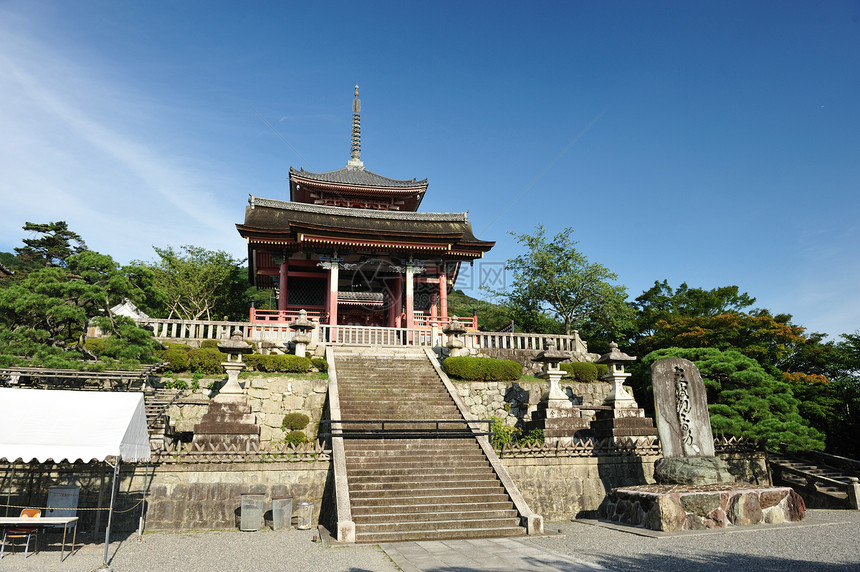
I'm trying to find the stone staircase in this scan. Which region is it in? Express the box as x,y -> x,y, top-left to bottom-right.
768,451 -> 860,509
144,389 -> 180,449
333,348 -> 527,543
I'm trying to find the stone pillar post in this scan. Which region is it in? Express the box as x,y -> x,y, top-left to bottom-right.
278,257 -> 288,313
430,292 -> 438,322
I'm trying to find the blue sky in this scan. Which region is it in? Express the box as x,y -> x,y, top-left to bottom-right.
1,1 -> 858,338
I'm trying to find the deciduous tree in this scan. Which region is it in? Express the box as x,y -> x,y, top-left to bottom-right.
488,225 -> 631,336
144,245 -> 248,321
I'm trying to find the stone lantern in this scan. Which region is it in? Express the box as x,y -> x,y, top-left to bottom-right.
216,330 -> 253,400
595,342 -> 637,409
193,330 -> 260,451
442,319 -> 467,357
288,309 -> 315,358
591,342 -> 658,440
531,342 -> 569,404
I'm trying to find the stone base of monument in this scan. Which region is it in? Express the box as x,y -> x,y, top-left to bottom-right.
655,456 -> 734,485
600,483 -> 806,532
192,399 -> 261,450
591,407 -> 658,440
525,400 -> 593,444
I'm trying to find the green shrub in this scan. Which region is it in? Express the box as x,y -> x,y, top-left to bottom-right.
199,340 -> 220,349
84,338 -> 108,355
163,378 -> 189,390
165,343 -> 192,352
282,413 -> 310,431
443,356 -> 522,382
156,347 -> 190,372
311,358 -> 328,372
560,362 -> 600,382
244,354 -> 311,373
490,416 -> 520,449
519,428 -> 545,446
595,363 -> 608,377
284,430 -> 309,446
187,348 -> 226,374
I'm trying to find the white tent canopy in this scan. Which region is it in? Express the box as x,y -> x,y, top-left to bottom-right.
0,388 -> 150,463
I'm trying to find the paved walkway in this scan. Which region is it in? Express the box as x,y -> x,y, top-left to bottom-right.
381,537 -> 605,571
0,510 -> 857,571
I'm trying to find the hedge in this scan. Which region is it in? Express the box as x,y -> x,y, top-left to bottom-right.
282,413 -> 310,431
443,356 -> 522,381
311,358 -> 328,372
243,354 -> 312,373
560,362 -> 599,382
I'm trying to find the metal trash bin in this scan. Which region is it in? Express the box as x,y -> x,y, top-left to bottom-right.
272,498 -> 293,530
296,502 -> 314,530
240,494 -> 265,531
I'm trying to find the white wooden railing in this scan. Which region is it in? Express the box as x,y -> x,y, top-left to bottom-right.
139,317 -> 586,353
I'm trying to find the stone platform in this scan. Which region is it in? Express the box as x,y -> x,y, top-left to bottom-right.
601,482 -> 806,532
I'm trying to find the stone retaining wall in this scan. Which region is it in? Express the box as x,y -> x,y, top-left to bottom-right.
453,380 -> 612,427
145,462 -> 330,531
163,374 -> 328,443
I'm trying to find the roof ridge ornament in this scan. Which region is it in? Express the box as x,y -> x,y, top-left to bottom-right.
347,84 -> 364,169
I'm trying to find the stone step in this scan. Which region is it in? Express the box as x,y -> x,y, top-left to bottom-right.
354,525 -> 526,544
350,492 -> 513,508
343,446 -> 485,458
349,467 -> 499,488
347,463 -> 491,477
355,516 -> 520,535
351,500 -> 514,517
350,484 -> 506,499
345,448 -> 486,459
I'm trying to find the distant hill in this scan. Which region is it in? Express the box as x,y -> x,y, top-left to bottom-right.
447,289 -> 513,332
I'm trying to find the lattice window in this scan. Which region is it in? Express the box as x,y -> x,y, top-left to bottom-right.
287,277 -> 326,307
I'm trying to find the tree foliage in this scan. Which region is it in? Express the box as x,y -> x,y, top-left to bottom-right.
13,221 -> 87,268
643,347 -> 824,452
488,225 -> 631,336
143,245 -> 248,321
0,247 -> 161,368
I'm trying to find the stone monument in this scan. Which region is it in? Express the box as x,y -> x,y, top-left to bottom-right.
192,331 -> 260,450
600,357 -> 806,531
651,358 -> 732,484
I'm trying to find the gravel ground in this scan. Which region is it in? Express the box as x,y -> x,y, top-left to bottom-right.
1,510 -> 858,571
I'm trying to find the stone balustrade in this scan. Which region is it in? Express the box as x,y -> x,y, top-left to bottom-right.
139,317 -> 588,356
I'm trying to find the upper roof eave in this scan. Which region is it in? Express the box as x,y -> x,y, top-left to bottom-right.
289,166 -> 428,190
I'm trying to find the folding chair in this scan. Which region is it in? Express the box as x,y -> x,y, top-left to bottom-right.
0,509 -> 41,558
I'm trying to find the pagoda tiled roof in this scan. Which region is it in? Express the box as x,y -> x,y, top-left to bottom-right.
289,166 -> 427,189
248,196 -> 466,222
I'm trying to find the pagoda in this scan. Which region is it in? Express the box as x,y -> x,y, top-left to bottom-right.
236,87 -> 494,329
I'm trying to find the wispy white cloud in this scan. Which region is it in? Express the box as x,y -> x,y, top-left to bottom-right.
0,12 -> 246,263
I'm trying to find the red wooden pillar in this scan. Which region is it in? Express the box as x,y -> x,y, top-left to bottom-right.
405,265 -> 415,329
278,257 -> 288,313
326,261 -> 339,327
386,278 -> 402,328
439,270 -> 448,322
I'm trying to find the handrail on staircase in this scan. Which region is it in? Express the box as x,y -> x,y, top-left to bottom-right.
321,419 -> 493,439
